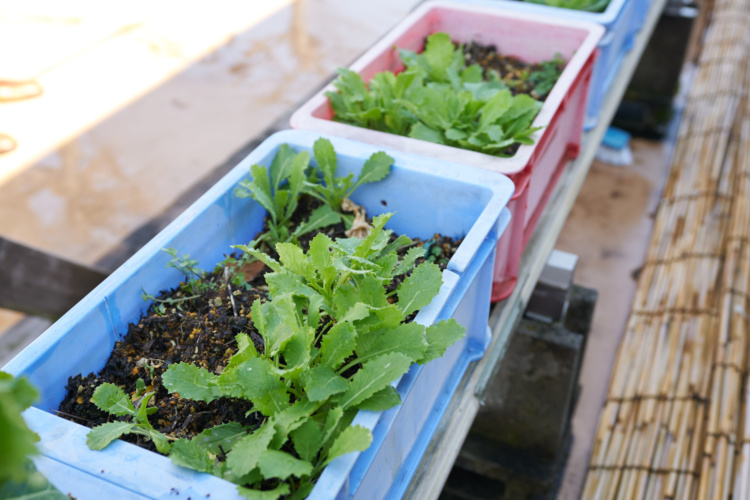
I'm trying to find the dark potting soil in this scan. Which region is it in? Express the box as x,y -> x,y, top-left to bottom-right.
462,41 -> 566,101
57,196 -> 462,454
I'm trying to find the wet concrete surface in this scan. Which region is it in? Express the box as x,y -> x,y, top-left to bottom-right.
0,0 -> 420,335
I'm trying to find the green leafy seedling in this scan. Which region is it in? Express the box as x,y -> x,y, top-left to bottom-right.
86,383 -> 171,454
327,32 -> 544,157
157,213 -> 465,498
305,138 -> 394,213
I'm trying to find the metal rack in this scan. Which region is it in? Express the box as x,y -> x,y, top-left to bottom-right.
405,0 -> 670,496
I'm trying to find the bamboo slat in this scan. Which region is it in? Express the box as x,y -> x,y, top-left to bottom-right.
582,0 -> 750,497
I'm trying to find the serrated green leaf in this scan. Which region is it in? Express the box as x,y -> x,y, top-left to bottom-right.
258,450 -> 313,480
304,366 -> 349,402
291,419 -> 323,463
238,483 -> 290,500
356,323 -> 428,364
268,144 -> 296,192
352,151 -> 393,192
292,204 -> 342,239
86,421 -> 135,450
246,164 -> 277,221
250,298 -> 267,338
422,32 -> 455,81
396,262 -> 442,317
320,322 -> 357,370
162,363 -> 220,403
169,438 -> 214,473
393,246 -> 426,276
355,385 -> 402,412
236,358 -> 289,416
275,243 -> 314,281
313,138 -> 337,191
309,233 -> 334,269
338,353 -> 412,410
134,426 -> 171,454
325,425 -> 373,465
227,333 -> 259,370
357,275 -> 388,308
217,368 -> 244,398
233,245 -> 282,273
341,302 -> 371,323
192,422 -> 247,455
90,383 -> 134,416
421,319 -> 466,364
226,423 -> 276,477
320,407 -> 344,447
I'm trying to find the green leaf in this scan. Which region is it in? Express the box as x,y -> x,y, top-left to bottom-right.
355,385 -> 402,412
338,353 -> 413,410
148,429 -> 172,454
320,407 -> 344,447
291,419 -> 323,463
332,68 -> 369,102
313,138 -> 338,191
304,366 -> 349,402
478,89 -> 513,130
227,333 -> 259,370
409,122 -> 444,144
356,323 -> 428,363
246,164 -> 277,221
169,438 -> 214,473
341,302 -> 371,323
161,363 -> 220,403
423,33 -> 456,81
233,245 -> 282,273
0,460 -> 69,500
192,422 -> 247,455
352,151 -> 393,192
90,383 -> 135,416
226,423 -> 276,477
257,450 -> 313,480
250,298 -> 267,337
309,233 -> 334,270
268,144 -> 296,192
325,425 -> 373,465
320,322 -> 357,370
236,358 -> 290,416
238,483 -> 290,500
396,262 -> 442,317
292,204 -> 342,238
0,374 -> 39,484
357,275 -> 389,308
86,421 -> 135,450
275,243 -> 314,281
421,319 -> 466,364
393,247 -> 426,276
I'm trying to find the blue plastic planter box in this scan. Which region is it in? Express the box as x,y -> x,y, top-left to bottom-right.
4,130 -> 513,500
455,0 -> 642,129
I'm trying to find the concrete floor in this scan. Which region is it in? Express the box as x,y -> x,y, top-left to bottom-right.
555,138 -> 672,499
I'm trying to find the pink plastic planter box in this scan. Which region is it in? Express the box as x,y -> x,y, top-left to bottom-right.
291,1 -> 603,302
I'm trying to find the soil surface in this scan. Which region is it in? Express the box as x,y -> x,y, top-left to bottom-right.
462,41 -> 566,101
57,196 -> 461,454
